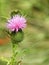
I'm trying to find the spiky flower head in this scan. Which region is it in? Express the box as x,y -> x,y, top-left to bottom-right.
7,15 -> 26,32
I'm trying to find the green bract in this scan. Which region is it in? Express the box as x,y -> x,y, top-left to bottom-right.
11,29 -> 24,44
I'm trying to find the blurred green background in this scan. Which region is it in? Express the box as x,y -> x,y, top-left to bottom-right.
0,0 -> 49,65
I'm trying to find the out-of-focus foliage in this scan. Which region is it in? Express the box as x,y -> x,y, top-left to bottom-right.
0,0 -> 49,65
0,60 -> 7,65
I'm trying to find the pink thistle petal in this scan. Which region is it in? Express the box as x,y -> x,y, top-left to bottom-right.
6,15 -> 26,32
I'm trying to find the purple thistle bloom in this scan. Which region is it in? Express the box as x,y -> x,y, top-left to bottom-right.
7,15 -> 26,32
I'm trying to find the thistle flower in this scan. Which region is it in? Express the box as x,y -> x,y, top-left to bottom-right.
7,15 -> 26,32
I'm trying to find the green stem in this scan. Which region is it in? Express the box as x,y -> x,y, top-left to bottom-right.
7,44 -> 18,65
12,44 -> 18,65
